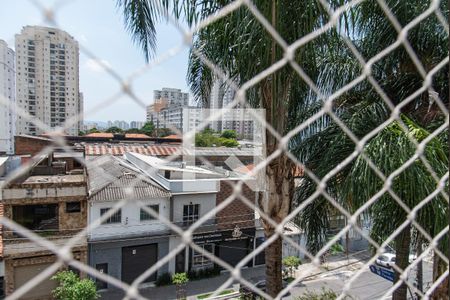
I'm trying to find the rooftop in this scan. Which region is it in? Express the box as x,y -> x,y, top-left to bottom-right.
84,132 -> 114,138
21,174 -> 85,185
87,155 -> 170,201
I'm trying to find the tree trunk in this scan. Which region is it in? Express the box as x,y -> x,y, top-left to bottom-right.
415,242 -> 423,297
259,154 -> 293,297
393,224 -> 411,300
431,252 -> 449,299
265,228 -> 283,297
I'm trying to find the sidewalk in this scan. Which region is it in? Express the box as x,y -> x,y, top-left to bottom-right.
99,266 -> 266,300
99,252 -> 371,300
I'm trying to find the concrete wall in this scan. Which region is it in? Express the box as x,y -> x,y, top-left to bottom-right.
88,197 -> 170,241
89,236 -> 169,286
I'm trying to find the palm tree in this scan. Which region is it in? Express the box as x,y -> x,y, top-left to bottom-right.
116,0 -> 329,296
293,1 -> 449,299
116,0 -> 448,298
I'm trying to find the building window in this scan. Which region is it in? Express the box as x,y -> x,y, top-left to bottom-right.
12,204 -> 58,232
192,244 -> 213,267
183,204 -> 199,226
100,208 -> 121,224
140,205 -> 159,221
66,201 -> 81,213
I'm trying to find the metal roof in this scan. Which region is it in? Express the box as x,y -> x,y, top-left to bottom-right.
87,155 -> 170,202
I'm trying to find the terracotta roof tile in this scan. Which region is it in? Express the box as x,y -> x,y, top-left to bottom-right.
125,133 -> 150,139
85,132 -> 114,138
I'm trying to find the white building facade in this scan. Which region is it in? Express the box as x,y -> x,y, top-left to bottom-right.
206,79 -> 255,139
15,26 -> 82,136
0,40 -> 16,154
153,87 -> 189,106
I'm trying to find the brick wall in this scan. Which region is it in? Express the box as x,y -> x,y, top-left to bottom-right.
216,180 -> 256,230
14,136 -> 54,156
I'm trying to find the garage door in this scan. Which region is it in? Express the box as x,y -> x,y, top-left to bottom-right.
122,244 -> 158,284
14,263 -> 57,300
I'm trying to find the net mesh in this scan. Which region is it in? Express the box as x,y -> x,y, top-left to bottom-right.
0,0 -> 448,299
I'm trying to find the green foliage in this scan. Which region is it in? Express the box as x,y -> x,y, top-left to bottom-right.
141,121 -> 155,136
155,272 -> 173,286
282,256 -> 301,279
51,271 -> 99,300
195,132 -> 239,148
126,127 -> 142,133
172,272 -> 189,286
156,128 -> 173,137
220,129 -> 237,139
105,126 -> 123,133
329,243 -> 344,255
219,137 -> 239,147
88,127 -> 100,134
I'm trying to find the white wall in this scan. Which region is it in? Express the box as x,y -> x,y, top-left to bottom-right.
0,40 -> 15,154
171,193 -> 216,226
88,197 -> 170,241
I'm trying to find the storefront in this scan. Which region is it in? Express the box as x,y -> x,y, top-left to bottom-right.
187,226 -> 256,271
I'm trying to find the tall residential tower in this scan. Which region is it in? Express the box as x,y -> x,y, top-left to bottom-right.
0,40 -> 16,154
15,26 -> 82,136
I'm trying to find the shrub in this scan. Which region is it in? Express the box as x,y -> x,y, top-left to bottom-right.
52,270 -> 99,300
155,272 -> 172,286
218,137 -> 239,147
282,256 -> 301,279
172,272 -> 189,285
220,129 -> 237,139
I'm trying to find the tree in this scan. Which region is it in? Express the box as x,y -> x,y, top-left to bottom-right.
291,1 -> 448,299
156,128 -> 173,137
117,0 -> 448,298
126,127 -> 142,133
141,121 -> 155,136
105,126 -> 123,133
172,272 -> 189,300
51,270 -> 99,300
87,127 -> 100,134
282,256 -> 301,279
220,129 -> 237,139
117,1 -> 328,296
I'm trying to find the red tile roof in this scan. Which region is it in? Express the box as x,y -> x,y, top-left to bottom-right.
84,132 -> 114,138
161,134 -> 181,139
125,133 -> 151,139
85,144 -> 184,156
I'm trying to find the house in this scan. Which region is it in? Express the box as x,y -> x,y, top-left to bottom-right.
86,155 -> 171,289
1,149 -> 88,300
125,152 -> 258,274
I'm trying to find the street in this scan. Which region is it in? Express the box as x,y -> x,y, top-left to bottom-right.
98,254 -> 434,300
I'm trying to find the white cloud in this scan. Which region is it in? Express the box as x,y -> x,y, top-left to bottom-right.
84,58 -> 112,73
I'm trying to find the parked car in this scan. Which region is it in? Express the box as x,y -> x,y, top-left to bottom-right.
376,253 -> 396,268
376,253 -> 417,269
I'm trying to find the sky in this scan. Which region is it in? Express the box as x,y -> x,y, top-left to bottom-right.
0,0 -> 191,123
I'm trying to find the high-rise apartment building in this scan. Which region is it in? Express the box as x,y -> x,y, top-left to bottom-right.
0,40 -> 16,154
206,79 -> 254,139
153,87 -> 188,106
147,88 -> 193,132
15,26 -> 82,136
